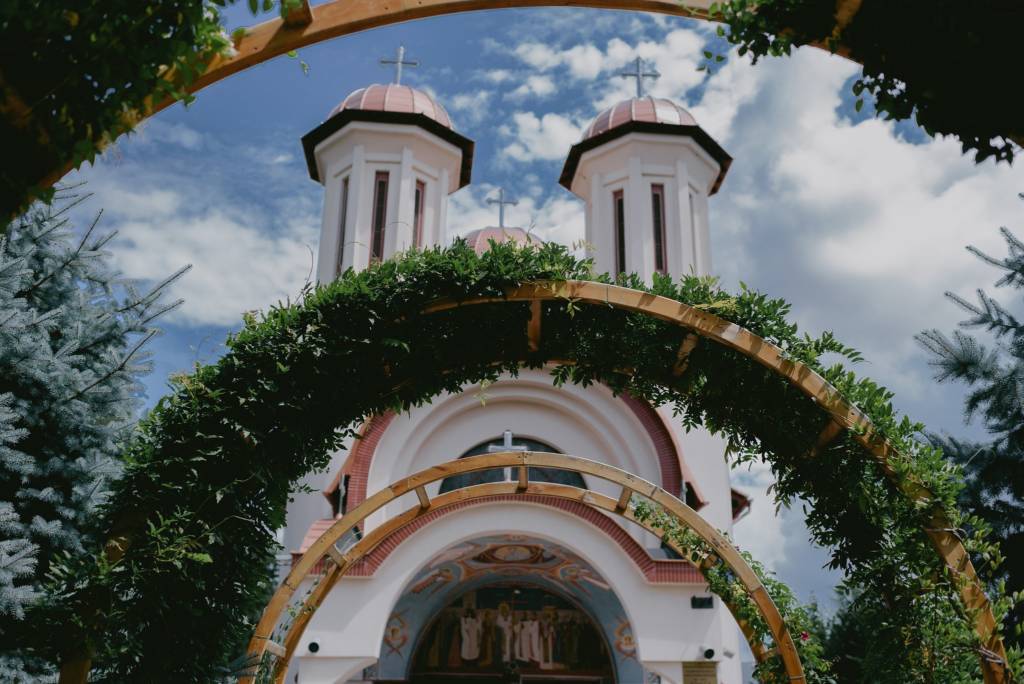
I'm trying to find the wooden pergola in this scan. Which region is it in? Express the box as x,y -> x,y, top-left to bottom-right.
57,280 -> 1011,683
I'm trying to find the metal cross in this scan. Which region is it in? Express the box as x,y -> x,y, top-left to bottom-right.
486,188 -> 518,228
488,430 -> 528,482
620,56 -> 660,98
380,45 -> 419,85
487,430 -> 528,453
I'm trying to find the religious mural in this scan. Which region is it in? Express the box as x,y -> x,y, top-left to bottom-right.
411,585 -> 613,681
377,535 -> 643,683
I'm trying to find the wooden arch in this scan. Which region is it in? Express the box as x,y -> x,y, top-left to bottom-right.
59,279 -> 1010,683
245,450 -> 805,683
159,1 -> 713,121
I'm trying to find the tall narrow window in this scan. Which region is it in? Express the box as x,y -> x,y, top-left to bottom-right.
336,177 -> 350,276
688,190 -> 698,269
370,171 -> 390,262
413,180 -> 426,248
613,189 -> 626,275
651,184 -> 667,274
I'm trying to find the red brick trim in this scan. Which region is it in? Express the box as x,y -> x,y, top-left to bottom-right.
294,494 -> 704,584
330,412 -> 397,511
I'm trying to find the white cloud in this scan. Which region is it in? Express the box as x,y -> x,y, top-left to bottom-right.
482,69 -> 515,84
507,75 -> 558,100
504,29 -> 709,109
501,112 -> 584,163
132,120 -> 205,150
513,43 -> 563,70
103,194 -> 318,327
450,91 -> 494,124
70,157 -> 320,328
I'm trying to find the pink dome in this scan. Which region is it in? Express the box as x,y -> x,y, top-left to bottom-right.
461,227 -> 542,255
329,84 -> 453,129
583,96 -> 697,140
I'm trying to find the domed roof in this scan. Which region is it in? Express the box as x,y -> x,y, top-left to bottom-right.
461,227 -> 542,255
582,96 -> 697,140
328,83 -> 453,129
560,95 -> 731,195
303,83 -> 474,189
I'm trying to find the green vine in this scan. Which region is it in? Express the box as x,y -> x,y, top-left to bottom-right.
45,240 -> 1019,681
631,499 -> 833,682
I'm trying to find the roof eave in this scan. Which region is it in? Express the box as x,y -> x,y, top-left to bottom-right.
559,122 -> 732,195
301,109 -> 475,190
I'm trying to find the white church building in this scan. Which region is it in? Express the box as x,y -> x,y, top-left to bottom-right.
282,54 -> 748,684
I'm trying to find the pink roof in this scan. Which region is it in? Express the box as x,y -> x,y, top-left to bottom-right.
583,96 -> 698,140
328,84 -> 453,129
461,227 -> 542,255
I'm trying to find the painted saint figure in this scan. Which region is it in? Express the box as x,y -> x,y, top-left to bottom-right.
496,602 -> 514,664
460,609 -> 482,661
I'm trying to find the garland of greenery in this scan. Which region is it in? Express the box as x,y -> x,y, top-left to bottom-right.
49,241 -> 1017,682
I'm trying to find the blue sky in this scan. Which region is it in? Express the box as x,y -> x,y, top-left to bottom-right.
65,5 -> 1024,615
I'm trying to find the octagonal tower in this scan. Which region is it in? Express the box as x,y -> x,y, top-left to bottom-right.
302,83 -> 474,281
560,96 -> 731,281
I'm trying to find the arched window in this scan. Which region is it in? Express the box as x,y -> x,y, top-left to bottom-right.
438,436 -> 586,493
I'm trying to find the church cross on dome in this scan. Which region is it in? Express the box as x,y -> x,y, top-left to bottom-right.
379,45 -> 419,85
620,56 -> 660,98
486,188 -> 519,228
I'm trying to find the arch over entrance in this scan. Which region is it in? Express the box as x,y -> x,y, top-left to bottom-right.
245,451 -> 805,683
385,535 -> 628,683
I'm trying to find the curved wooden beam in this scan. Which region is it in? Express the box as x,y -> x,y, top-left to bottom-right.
172,1 -> 711,119
244,451 -> 804,683
422,280 -> 1009,683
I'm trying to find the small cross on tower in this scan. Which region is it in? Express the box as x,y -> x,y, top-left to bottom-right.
620,56 -> 660,98
380,45 -> 419,85
486,188 -> 519,229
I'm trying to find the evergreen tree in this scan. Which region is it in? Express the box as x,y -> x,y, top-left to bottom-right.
916,193 -> 1024,646
0,194 -> 183,680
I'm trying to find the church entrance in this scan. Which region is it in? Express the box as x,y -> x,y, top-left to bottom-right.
408,583 -> 615,684
374,534 -> 641,684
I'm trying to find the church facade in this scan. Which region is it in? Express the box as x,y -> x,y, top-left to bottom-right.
282,63 -> 748,684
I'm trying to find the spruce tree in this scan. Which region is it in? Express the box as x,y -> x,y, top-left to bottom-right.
0,194 -> 183,680
916,193 -> 1024,646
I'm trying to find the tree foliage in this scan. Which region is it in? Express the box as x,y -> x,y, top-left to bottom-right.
917,198 -> 1024,646
706,0 -> 1023,164
41,241 -> 1018,682
0,0 -> 300,217
0,195 -> 181,680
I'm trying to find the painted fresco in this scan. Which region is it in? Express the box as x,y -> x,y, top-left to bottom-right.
412,585 -> 612,680
376,535 -> 642,683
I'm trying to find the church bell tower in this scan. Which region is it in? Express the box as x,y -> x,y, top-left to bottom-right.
301,47 -> 474,282
560,59 -> 731,282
